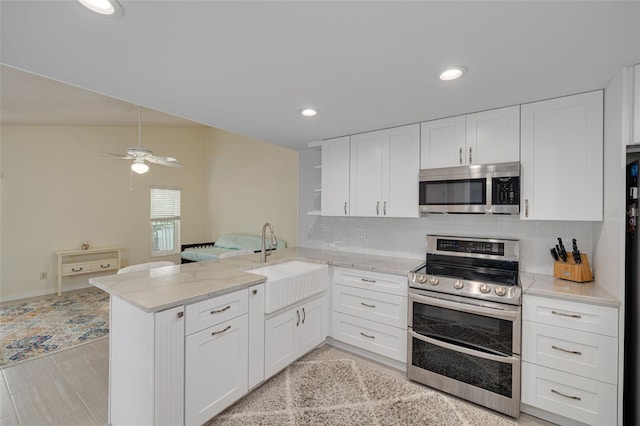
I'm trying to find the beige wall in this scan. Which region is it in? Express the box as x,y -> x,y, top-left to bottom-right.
0,125 -> 208,301
205,128 -> 298,249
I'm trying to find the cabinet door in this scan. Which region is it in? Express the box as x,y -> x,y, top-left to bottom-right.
155,306 -> 185,426
521,91 -> 603,221
185,315 -> 248,426
298,296 -> 327,356
321,136 -> 351,216
248,284 -> 265,390
634,64 -> 640,145
466,105 -> 520,165
264,308 -> 298,379
385,124 -> 420,217
350,130 -> 385,217
420,116 -> 466,169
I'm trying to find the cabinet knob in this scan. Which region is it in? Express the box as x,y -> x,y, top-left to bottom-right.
459,148 -> 463,164
252,289 -> 258,295
376,201 -> 380,215
177,311 -> 184,319
468,147 -> 472,164
383,201 -> 387,216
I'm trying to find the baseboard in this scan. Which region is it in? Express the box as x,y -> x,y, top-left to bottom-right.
0,282 -> 93,303
520,403 -> 590,426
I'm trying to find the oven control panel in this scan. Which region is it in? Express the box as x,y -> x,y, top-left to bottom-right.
436,238 -> 504,256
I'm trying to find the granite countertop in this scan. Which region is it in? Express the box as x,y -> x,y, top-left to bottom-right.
89,247 -> 423,313
521,272 -> 620,308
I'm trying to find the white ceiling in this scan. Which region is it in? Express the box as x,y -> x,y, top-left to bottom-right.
1,1 -> 639,150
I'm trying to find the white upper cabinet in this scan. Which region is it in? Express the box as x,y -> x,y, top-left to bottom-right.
420,106 -> 520,169
520,90 -> 603,221
420,116 -> 466,169
350,124 -> 420,218
321,136 -> 351,216
466,106 -> 520,165
633,64 -> 640,145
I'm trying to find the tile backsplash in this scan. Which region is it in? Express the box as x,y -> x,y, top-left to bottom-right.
298,147 -> 595,275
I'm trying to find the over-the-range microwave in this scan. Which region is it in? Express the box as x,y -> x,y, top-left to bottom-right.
419,162 -> 520,215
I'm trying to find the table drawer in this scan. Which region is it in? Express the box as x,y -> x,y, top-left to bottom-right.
332,283 -> 406,328
522,321 -> 618,385
62,263 -> 92,275
186,289 -> 248,336
522,362 -> 617,426
331,312 -> 406,362
91,260 -> 119,272
333,267 -> 407,297
523,295 -> 618,337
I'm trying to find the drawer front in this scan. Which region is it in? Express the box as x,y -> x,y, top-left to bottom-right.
91,260 -> 119,272
186,289 -> 248,336
523,295 -> 618,337
332,283 -> 407,328
331,312 -> 406,362
522,321 -> 618,385
522,362 -> 617,426
62,263 -> 92,275
333,267 -> 407,296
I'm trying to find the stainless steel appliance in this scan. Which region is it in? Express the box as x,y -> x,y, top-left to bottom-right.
407,235 -> 521,417
419,162 -> 520,215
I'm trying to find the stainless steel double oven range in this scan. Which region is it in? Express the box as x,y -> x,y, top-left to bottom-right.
408,235 -> 521,417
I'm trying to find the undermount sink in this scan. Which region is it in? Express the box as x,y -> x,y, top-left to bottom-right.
249,261 -> 329,314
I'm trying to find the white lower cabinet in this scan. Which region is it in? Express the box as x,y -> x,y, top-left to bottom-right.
264,294 -> 327,379
521,295 -> 619,425
331,268 -> 407,363
185,315 -> 248,426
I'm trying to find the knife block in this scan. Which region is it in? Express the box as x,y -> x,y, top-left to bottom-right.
553,253 -> 593,283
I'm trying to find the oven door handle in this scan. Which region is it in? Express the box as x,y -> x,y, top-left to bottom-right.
409,291 -> 519,322
409,330 -> 518,365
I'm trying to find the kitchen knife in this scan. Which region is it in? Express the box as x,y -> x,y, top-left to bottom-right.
550,248 -> 559,261
556,244 -> 567,262
557,238 -> 568,261
572,238 -> 582,264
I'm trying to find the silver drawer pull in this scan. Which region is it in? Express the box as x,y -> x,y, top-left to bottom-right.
72,267 -> 83,272
100,263 -> 111,269
360,302 -> 376,308
361,278 -> 376,283
211,325 -> 231,336
552,345 -> 582,356
360,332 -> 375,339
551,310 -> 581,319
551,389 -> 581,401
210,305 -> 231,315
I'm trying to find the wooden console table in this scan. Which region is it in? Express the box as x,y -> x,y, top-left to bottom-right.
55,247 -> 122,296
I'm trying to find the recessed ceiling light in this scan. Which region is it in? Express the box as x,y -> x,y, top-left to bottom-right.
438,67 -> 467,81
299,108 -> 318,117
78,0 -> 123,16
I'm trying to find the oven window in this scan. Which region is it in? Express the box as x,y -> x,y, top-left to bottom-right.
420,179 -> 486,205
411,337 -> 513,398
412,302 -> 513,356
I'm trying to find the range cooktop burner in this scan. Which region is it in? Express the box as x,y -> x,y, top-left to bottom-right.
409,235 -> 521,305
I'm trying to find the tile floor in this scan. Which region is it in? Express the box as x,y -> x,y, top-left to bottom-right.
0,340 -> 554,426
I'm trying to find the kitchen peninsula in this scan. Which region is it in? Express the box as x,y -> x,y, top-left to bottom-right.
91,247 -> 619,426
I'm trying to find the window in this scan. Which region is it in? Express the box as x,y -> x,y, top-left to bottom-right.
150,187 -> 181,256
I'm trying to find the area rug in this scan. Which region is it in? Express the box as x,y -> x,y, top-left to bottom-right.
209,345 -> 518,426
0,286 -> 109,368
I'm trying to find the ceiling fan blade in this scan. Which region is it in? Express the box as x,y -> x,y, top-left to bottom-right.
147,156 -> 184,168
104,152 -> 134,159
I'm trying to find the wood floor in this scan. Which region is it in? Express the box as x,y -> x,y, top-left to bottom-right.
0,338 -> 108,426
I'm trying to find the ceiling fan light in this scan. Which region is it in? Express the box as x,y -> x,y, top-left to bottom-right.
131,159 -> 149,174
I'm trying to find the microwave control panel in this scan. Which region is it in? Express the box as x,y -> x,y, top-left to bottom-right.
492,176 -> 520,205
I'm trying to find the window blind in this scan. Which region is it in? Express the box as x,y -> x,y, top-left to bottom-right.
151,188 -> 181,220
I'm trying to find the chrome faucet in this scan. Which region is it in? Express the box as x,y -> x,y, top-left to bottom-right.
260,222 -> 278,263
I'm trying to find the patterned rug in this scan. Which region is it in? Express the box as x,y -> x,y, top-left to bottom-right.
209,345 -> 518,426
0,286 -> 109,368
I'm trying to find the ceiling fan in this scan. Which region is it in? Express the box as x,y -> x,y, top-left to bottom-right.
105,107 -> 184,174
